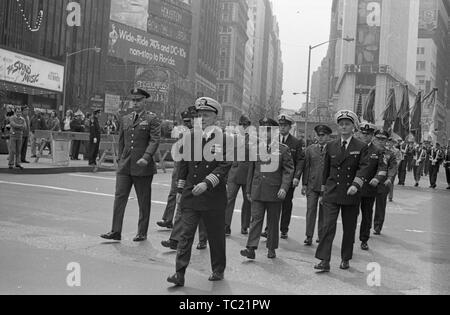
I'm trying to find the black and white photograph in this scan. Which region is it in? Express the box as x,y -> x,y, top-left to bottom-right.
1,0 -> 450,300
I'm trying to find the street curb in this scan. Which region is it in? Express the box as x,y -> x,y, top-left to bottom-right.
0,166 -> 114,175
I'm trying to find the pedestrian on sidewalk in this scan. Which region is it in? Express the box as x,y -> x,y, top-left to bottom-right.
20,106 -> 31,164
88,110 -> 102,166
444,145 -> 450,190
1,105 -> 14,154
70,111 -> 85,161
8,107 -> 26,170
30,111 -> 46,158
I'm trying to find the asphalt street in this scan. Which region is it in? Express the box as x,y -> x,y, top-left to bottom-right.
0,170 -> 449,295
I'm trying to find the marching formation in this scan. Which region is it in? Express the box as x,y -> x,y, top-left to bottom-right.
99,90 -> 450,287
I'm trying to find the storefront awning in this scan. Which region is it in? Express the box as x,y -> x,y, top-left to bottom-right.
0,80 -> 61,96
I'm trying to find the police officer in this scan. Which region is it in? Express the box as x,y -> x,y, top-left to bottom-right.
225,115 -> 252,236
88,110 -> 102,166
302,124 -> 333,246
315,110 -> 370,272
373,130 -> 398,235
101,88 -> 161,242
240,118 -> 294,260
357,122 -> 388,251
157,110 -> 194,229
167,97 -> 232,287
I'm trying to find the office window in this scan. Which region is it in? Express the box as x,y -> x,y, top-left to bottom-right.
416,61 -> 426,71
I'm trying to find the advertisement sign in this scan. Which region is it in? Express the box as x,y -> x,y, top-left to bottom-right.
147,16 -> 191,44
90,94 -> 105,111
355,0 -> 382,99
0,48 -> 64,93
110,0 -> 149,31
104,94 -> 122,114
135,66 -> 170,103
419,0 -> 438,36
108,21 -> 189,76
148,0 -> 192,29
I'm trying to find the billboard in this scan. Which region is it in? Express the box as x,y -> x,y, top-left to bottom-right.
134,66 -> 170,103
148,0 -> 192,29
108,21 -> 189,76
419,0 -> 438,36
110,0 -> 149,32
355,0 -> 382,100
0,48 -> 64,93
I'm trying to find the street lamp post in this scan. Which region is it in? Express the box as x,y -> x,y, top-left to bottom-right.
62,47 -> 101,115
304,36 -> 354,141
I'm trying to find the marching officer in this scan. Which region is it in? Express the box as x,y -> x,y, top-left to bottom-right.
315,110 -> 370,272
240,118 -> 294,260
101,88 -> 161,242
88,109 -> 102,166
357,122 -> 388,251
302,124 -> 333,246
158,109 -> 194,229
277,114 -> 304,239
428,143 -> 444,189
167,97 -> 232,287
444,145 -> 450,190
374,130 -> 398,235
225,115 -> 252,236
413,143 -> 427,187
397,141 -> 408,186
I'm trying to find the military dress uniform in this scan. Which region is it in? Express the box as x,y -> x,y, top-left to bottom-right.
88,110 -> 101,166
241,118 -> 295,260
358,123 -> 388,249
397,142 -> 408,185
315,110 -> 370,271
225,115 -> 252,235
171,98 -> 232,284
102,88 -> 161,241
277,115 -> 305,238
374,131 -> 398,234
302,125 -> 333,244
428,146 -> 444,188
444,147 -> 450,189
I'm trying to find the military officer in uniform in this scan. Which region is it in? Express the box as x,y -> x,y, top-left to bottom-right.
444,145 -> 450,190
167,97 -> 232,287
428,143 -> 444,189
101,88 -> 161,242
315,110 -> 370,272
357,122 -> 388,251
373,130 -> 398,235
240,118 -> 295,260
157,110 -> 194,229
225,115 -> 252,236
302,124 -> 333,246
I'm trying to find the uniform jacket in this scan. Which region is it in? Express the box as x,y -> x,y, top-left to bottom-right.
70,119 -> 85,133
228,132 -> 250,185
377,148 -> 398,195
247,142 -> 295,203
303,143 -> 327,193
360,143 -> 388,198
282,134 -> 305,181
444,148 -> 450,168
322,137 -> 370,206
177,129 -> 233,212
117,111 -> 161,177
428,148 -> 444,166
9,116 -> 25,140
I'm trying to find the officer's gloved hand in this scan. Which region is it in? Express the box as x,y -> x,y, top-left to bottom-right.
369,179 -> 379,187
192,182 -> 208,196
277,189 -> 287,200
246,194 -> 253,203
384,179 -> 392,187
137,158 -> 148,167
347,186 -> 358,196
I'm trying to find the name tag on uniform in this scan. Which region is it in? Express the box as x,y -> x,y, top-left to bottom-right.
139,121 -> 149,126
370,154 -> 378,159
350,151 -> 360,155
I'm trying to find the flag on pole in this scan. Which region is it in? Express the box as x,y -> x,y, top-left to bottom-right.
363,88 -> 376,124
394,85 -> 410,140
410,91 -> 422,143
356,90 -> 363,119
383,88 -> 397,132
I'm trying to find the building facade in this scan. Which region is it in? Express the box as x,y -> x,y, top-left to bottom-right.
217,0 -> 249,124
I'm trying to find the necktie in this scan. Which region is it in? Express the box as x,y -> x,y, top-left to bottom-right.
342,141 -> 347,154
320,145 -> 324,153
134,112 -> 139,124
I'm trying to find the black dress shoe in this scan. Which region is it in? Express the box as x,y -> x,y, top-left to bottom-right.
100,232 -> 121,241
268,249 -> 276,259
21,160 -> 30,164
133,235 -> 147,242
208,272 -> 224,282
240,248 -> 256,260
15,165 -> 24,170
8,166 -> 13,170
157,220 -> 173,229
261,232 -> 268,239
241,228 -> 249,235
196,243 -> 207,250
304,237 -> 313,246
361,242 -> 369,251
340,260 -> 350,270
314,260 -> 330,273
447,186 -> 450,190
280,233 -> 288,240
161,240 -> 178,250
415,183 -> 419,187
167,273 -> 185,287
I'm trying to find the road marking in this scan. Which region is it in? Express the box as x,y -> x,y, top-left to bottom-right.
0,180 -> 167,205
68,174 -> 171,187
405,229 -> 426,234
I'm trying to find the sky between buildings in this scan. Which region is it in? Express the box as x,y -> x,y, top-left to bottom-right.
272,0 -> 333,111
